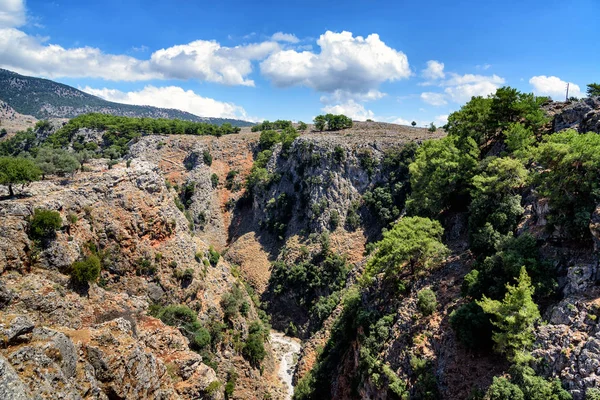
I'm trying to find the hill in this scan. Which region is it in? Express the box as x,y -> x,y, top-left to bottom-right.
0,68 -> 254,127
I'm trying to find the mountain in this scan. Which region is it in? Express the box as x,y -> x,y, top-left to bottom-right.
0,69 -> 254,126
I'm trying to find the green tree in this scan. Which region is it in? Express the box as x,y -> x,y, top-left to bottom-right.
35,147 -> 80,178
314,115 -> 326,132
259,130 -> 281,150
406,136 -> 479,217
477,267 -> 540,361
587,83 -> 600,97
364,216 -> 449,280
411,121 -> 417,127
469,157 -> 528,255
428,122 -> 437,132
29,208 -> 62,240
0,157 -> 42,196
530,130 -> 600,238
297,121 -> 308,131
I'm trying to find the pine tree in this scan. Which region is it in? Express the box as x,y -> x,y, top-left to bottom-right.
477,267 -> 541,361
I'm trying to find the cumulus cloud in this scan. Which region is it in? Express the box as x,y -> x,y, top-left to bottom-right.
261,31 -> 410,94
320,89 -> 385,105
81,85 -> 255,120
322,100 -> 375,121
0,2 -> 280,86
422,60 -> 445,80
435,114 -> 449,125
0,0 -> 25,28
529,75 -> 583,99
271,32 -> 300,43
420,92 -> 447,106
419,72 -> 505,105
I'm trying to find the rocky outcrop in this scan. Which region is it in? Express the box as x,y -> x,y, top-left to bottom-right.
546,96 -> 600,133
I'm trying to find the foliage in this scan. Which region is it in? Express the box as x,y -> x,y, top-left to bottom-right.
345,200 -> 362,231
587,388 -> 600,400
71,254 -> 101,284
208,246 -> 220,267
242,321 -> 268,366
411,121 -> 417,127
298,121 -> 308,131
152,304 -> 214,351
417,289 -> 437,316
504,123 -> 536,155
477,267 -> 540,361
406,136 -> 479,217
259,130 -> 281,150
224,369 -> 238,399
46,113 -> 240,156
313,114 -> 353,131
450,301 -> 493,350
0,156 -> 42,196
469,157 -> 527,255
211,173 -> 219,188
465,234 -> 556,302
587,83 -> 600,97
428,122 -> 437,132
0,129 -> 39,156
529,130 -> 600,239
221,285 -> 246,323
28,208 -> 62,240
364,217 -> 449,280
444,88 -> 547,149
486,363 -> 571,400
251,119 -> 293,132
35,147 -> 80,177
203,150 -> 213,166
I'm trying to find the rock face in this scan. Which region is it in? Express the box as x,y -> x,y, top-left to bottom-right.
547,96 -> 600,133
0,144 -> 284,399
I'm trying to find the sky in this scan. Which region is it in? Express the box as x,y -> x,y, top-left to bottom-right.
0,0 -> 598,125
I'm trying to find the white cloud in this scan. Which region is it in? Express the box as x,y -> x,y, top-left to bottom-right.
322,100 -> 374,121
271,32 -> 300,43
435,114 -> 449,125
81,85 -> 255,120
420,92 -> 447,106
476,64 -> 491,70
422,60 -> 445,80
261,30 -> 410,94
529,75 -> 583,99
418,72 -> 504,105
320,89 -> 386,105
0,23 -> 280,85
0,0 -> 25,28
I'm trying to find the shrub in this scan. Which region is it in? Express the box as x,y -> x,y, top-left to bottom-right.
259,130 -> 281,150
35,147 -> 80,177
208,246 -> 220,267
193,327 -> 212,349
71,254 -> 101,284
298,121 -> 308,131
203,150 -> 213,166
329,210 -> 340,230
449,301 -> 493,350
29,208 -> 62,240
417,289 -> 437,316
221,285 -> 245,322
242,332 -> 267,366
225,369 -> 238,399
211,173 -> 219,188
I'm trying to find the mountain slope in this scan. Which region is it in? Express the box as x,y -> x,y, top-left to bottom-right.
0,69 -> 254,126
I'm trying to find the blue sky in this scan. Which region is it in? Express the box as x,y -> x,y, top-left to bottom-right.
0,0 -> 598,124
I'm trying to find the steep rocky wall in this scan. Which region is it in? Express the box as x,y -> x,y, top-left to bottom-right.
0,155 -> 285,399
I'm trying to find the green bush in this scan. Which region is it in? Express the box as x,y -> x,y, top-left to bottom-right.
221,285 -> 245,322
259,130 -> 281,150
208,246 -> 220,267
193,327 -> 212,349
449,301 -> 493,350
29,208 -> 62,240
203,150 -> 213,166
0,156 -> 42,196
242,331 -> 267,366
298,121 -> 308,131
587,388 -> 600,400
71,254 -> 101,284
417,289 -> 437,316
211,173 -> 219,188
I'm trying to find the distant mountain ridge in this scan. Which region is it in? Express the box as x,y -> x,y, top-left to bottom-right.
0,69 -> 254,127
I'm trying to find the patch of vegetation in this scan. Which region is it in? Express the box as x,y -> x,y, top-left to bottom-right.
251,120 -> 293,132
0,156 -> 42,196
417,288 -> 437,316
313,114 -> 353,131
28,208 -> 62,241
71,254 -> 101,284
